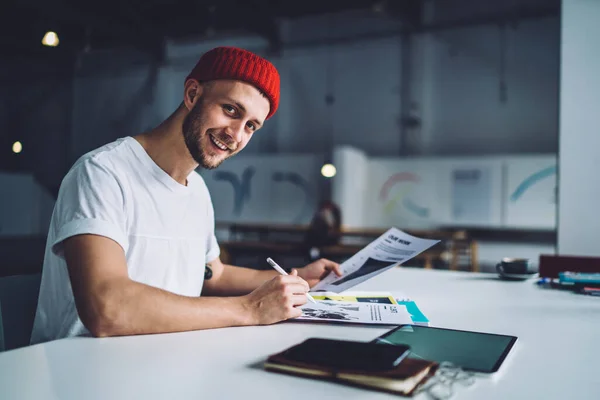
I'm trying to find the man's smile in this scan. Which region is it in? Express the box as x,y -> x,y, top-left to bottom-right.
209,134 -> 231,152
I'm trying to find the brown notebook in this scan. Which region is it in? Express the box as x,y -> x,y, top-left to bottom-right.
264,347 -> 438,396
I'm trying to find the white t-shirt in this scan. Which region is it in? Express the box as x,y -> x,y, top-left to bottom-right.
30,136 -> 220,344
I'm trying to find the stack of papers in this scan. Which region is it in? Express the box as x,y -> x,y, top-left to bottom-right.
298,291 -> 430,326
296,300 -> 413,325
295,227 -> 438,326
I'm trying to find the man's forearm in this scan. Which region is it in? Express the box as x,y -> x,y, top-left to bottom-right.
84,278 -> 253,337
202,264 -> 279,296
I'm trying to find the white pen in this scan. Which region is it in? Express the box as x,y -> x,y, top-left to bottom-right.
266,257 -> 317,303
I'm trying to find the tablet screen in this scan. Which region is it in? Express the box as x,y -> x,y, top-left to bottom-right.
373,325 -> 517,373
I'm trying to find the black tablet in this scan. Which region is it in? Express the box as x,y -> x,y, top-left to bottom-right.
373,325 -> 517,373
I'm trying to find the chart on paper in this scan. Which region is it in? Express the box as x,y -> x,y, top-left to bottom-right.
295,301 -> 413,325
311,227 -> 439,293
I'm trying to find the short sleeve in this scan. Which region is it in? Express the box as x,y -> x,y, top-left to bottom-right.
198,177 -> 220,263
205,199 -> 220,263
206,233 -> 220,263
51,158 -> 128,257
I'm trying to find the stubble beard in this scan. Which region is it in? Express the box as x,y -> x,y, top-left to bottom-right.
182,101 -> 232,170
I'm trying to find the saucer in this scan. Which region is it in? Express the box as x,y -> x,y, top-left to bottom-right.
498,272 -> 538,281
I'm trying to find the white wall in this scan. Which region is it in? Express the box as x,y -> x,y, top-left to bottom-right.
505,156 -> 557,229
280,9 -> 559,157
199,153 -> 325,225
336,148 -> 557,230
332,146 -> 369,227
420,19 -> 559,154
280,38 -> 403,156
332,146 -> 557,271
557,0 -> 600,257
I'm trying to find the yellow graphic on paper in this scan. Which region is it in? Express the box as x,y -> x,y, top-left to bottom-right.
312,294 -> 398,304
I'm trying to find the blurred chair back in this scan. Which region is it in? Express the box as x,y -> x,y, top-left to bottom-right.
0,274 -> 41,351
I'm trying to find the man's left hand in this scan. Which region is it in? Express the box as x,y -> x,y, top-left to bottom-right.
294,258 -> 342,288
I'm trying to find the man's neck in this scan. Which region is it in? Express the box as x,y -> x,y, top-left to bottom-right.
134,108 -> 198,186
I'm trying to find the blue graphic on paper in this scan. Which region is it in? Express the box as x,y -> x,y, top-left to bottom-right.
397,300 -> 429,325
510,166 -> 557,202
213,167 -> 256,216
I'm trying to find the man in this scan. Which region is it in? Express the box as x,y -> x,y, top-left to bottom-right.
30,46 -> 342,344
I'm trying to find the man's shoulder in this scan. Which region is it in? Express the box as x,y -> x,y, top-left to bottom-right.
71,137 -> 133,171
58,137 -> 136,193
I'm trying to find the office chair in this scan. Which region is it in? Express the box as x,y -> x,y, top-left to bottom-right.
0,274 -> 41,351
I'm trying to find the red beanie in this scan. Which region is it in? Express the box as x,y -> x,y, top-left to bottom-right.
186,46 -> 280,120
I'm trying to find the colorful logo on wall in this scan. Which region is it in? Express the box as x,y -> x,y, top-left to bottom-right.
213,168 -> 313,222
379,172 -> 430,218
272,171 -> 314,223
509,166 -> 557,203
214,167 -> 256,216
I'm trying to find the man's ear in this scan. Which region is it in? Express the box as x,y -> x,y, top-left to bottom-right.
183,79 -> 203,111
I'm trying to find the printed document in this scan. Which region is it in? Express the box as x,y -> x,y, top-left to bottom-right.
311,227 -> 439,293
311,291 -> 398,304
309,291 -> 431,326
296,300 -> 413,325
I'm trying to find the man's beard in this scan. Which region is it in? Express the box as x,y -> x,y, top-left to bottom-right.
182,101 -> 236,170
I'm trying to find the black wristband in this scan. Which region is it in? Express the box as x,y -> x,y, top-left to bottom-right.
204,265 -> 213,280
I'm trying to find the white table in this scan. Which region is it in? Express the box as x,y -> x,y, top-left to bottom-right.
1,268 -> 598,400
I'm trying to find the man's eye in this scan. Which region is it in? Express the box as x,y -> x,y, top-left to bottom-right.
223,105 -> 235,114
247,122 -> 256,131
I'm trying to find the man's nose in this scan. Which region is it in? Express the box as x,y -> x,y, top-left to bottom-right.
227,121 -> 245,143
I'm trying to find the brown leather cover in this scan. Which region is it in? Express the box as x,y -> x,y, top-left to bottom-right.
539,254 -> 600,278
264,347 -> 438,396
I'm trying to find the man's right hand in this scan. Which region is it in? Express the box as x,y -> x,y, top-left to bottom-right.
242,270 -> 310,325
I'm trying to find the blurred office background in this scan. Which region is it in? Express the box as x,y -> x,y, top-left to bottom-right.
1,0 -> 599,348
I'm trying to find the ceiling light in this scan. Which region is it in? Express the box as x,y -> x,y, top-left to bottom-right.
321,163 -> 337,178
12,141 -> 23,154
42,31 -> 59,47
